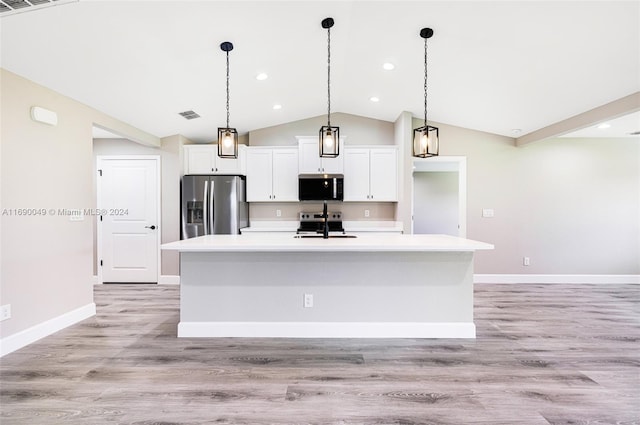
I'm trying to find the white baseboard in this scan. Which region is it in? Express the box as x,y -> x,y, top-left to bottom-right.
92,275 -> 180,285
0,303 -> 96,357
158,275 -> 180,285
178,321 -> 476,339
474,274 -> 640,284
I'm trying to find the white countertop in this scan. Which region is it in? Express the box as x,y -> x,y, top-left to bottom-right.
162,233 -> 494,253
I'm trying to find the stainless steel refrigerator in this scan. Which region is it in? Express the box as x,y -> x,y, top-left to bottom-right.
181,175 -> 248,239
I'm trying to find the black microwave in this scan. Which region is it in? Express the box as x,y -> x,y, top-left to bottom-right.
298,174 -> 344,201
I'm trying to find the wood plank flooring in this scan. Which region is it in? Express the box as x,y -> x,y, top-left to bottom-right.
1,283 -> 638,424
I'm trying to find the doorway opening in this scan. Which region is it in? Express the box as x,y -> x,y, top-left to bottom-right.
412,156 -> 467,237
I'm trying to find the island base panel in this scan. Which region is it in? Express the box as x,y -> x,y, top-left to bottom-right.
178,251 -> 475,338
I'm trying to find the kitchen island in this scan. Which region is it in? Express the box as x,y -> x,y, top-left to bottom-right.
161,233 -> 493,338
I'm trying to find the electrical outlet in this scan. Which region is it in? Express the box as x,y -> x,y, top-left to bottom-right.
0,304 -> 11,321
276,209 -> 282,217
303,293 -> 313,308
523,257 -> 530,266
364,209 -> 370,218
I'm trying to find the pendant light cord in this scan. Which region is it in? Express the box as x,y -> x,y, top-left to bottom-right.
327,25 -> 331,127
226,50 -> 230,128
424,36 -> 428,127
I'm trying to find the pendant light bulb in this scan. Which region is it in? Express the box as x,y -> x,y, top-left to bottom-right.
223,131 -> 233,148
324,129 -> 334,147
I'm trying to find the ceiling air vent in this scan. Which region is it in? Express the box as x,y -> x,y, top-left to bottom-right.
1,0 -> 78,17
629,131 -> 640,136
179,110 -> 201,120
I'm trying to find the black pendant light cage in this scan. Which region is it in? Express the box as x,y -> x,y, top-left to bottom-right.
413,27 -> 439,158
319,17 -> 340,158
218,41 -> 239,159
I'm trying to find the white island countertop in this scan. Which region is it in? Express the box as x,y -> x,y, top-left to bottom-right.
162,233 -> 493,253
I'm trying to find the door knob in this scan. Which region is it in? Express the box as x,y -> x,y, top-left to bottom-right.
145,225 -> 156,230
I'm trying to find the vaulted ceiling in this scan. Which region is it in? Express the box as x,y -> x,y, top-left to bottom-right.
1,0 -> 639,143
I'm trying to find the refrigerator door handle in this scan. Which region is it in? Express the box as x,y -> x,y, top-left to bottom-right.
203,180 -> 209,235
209,180 -> 215,233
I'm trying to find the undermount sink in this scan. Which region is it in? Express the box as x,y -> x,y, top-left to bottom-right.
294,234 -> 357,239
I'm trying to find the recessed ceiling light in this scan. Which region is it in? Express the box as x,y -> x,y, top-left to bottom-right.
370,96 -> 380,102
597,123 -> 611,129
511,128 -> 522,135
382,62 -> 395,70
273,104 -> 282,110
256,73 -> 268,81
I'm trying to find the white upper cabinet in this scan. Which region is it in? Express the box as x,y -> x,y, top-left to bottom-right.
246,147 -> 299,202
343,146 -> 398,202
183,144 -> 245,175
297,137 -> 344,174
272,149 -> 299,201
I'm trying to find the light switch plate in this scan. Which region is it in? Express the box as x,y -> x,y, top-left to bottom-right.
482,208 -> 494,218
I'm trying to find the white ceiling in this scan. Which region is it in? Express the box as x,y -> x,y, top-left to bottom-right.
1,0 -> 639,143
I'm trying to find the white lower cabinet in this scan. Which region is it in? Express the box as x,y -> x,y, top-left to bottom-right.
246,147 -> 298,202
344,147 -> 398,202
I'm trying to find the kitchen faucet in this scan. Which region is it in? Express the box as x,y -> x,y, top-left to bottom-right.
322,200 -> 329,239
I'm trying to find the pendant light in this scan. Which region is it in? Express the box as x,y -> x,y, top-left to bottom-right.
413,28 -> 439,158
218,41 -> 238,159
319,17 -> 339,158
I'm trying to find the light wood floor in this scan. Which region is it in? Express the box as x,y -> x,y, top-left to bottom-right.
1,283 -> 638,424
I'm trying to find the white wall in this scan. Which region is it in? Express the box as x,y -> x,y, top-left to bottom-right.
0,69 -> 160,340
249,112 -> 395,146
410,117 -> 640,275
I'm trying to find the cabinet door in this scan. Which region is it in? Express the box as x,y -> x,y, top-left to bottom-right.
298,139 -> 322,174
185,145 -> 216,174
343,148 -> 370,201
272,149 -> 299,202
320,139 -> 345,174
246,149 -> 273,202
214,145 -> 243,174
369,148 -> 398,201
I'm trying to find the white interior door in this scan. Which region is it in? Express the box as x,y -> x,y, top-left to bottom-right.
97,156 -> 160,283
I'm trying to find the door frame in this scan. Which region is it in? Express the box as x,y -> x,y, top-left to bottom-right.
96,155 -> 161,284
411,156 -> 467,237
